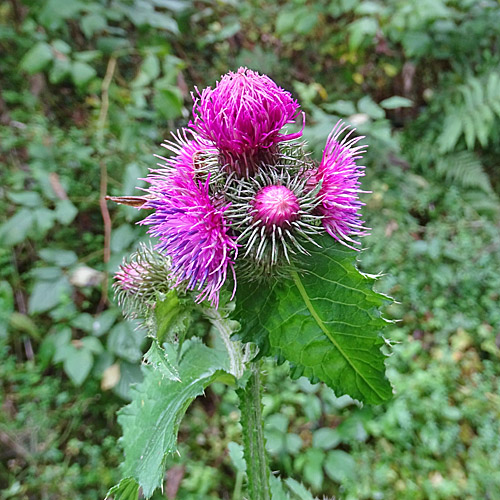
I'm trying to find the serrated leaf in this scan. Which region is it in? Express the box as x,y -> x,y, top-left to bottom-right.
269,475 -> 291,500
284,478 -> 316,500
228,441 -> 247,473
143,340 -> 180,381
118,340 -> 228,497
235,237 -> 392,404
105,477 -> 139,500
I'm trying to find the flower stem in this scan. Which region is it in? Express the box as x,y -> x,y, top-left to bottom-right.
237,361 -> 271,500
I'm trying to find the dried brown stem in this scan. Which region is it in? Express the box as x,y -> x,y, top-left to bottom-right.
97,57 -> 117,310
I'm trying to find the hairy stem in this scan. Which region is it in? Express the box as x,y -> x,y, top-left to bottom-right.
237,362 -> 270,500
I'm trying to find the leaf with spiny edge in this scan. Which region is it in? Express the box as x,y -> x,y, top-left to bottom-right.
105,477 -> 139,500
142,340 -> 180,381
117,339 -> 229,498
235,235 -> 393,405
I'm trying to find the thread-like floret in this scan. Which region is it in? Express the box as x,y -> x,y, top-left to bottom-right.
253,185 -> 300,229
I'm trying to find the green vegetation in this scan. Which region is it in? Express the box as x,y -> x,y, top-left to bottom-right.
1,0 -> 499,498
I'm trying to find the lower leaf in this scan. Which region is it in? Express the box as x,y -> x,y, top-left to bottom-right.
117,339 -> 229,498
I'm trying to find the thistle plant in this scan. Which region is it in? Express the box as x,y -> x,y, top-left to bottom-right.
107,68 -> 392,500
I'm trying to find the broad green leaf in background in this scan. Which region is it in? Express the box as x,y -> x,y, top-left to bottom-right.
0,209 -> 34,247
39,248 -> 78,267
302,448 -> 325,491
357,95 -> 385,120
28,276 -> 72,314
107,322 -> 145,363
63,346 -> 93,386
117,339 -> 229,498
71,61 -> 97,87
54,199 -> 78,225
20,42 -> 53,74
324,449 -> 357,483
235,236 -> 392,405
379,96 -> 414,109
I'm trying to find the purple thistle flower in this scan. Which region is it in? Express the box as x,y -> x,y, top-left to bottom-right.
190,67 -> 304,175
253,185 -> 300,229
142,173 -> 238,308
148,129 -> 216,194
314,120 -> 368,249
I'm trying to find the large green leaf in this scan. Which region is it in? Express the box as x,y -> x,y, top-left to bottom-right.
235,237 -> 392,404
117,339 -> 229,498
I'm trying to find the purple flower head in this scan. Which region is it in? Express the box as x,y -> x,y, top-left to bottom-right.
253,185 -> 300,230
148,129 -> 216,195
142,174 -> 238,308
190,67 -> 304,175
314,120 -> 368,249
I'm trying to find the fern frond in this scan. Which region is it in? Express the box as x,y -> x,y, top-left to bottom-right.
437,71 -> 500,153
435,151 -> 492,193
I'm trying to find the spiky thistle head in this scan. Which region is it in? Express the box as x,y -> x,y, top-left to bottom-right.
113,243 -> 172,318
113,70 -> 370,310
142,173 -> 238,308
313,120 -> 368,249
224,156 -> 324,279
190,67 -> 304,176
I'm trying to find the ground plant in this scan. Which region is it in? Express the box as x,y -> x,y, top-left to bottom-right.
107,67 -> 392,499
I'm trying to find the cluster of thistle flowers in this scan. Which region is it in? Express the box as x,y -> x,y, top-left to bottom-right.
115,68 -> 367,310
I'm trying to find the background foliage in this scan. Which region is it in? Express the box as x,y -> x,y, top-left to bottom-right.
1,0 -> 499,498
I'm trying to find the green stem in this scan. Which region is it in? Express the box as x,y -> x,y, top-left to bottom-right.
237,361 -> 271,500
